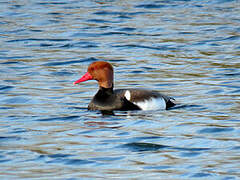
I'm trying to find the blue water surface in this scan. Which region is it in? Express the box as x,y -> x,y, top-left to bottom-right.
0,0 -> 240,179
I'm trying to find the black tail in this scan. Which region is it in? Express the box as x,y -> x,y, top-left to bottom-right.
166,98 -> 176,109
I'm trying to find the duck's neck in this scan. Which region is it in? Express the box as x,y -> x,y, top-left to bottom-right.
99,85 -> 113,93
94,86 -> 114,101
98,80 -> 113,89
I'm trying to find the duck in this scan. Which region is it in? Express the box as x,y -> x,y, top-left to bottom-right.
73,61 -> 175,111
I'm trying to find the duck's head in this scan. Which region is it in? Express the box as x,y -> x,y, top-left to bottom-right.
74,61 -> 114,88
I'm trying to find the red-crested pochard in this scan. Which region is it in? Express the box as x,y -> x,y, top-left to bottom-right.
74,61 -> 175,111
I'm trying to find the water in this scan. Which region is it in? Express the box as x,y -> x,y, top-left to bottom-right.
0,0 -> 240,179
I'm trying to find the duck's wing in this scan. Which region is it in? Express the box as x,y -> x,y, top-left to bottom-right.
115,88 -> 175,110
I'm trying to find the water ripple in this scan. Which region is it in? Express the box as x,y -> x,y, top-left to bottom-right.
112,44 -> 177,51
0,0 -> 240,179
36,115 -> 80,122
43,57 -> 98,66
0,85 -> 13,91
7,38 -> 70,43
198,127 -> 235,134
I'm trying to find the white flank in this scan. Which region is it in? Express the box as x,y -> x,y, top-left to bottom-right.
124,90 -> 131,101
135,97 -> 166,110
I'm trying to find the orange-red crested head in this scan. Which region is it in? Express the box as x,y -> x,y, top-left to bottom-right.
74,61 -> 114,88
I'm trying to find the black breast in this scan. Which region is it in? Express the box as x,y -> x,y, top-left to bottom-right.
88,87 -> 140,111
